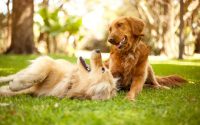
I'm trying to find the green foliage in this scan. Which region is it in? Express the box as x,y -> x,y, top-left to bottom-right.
0,55 -> 200,125
62,16 -> 82,35
36,8 -> 82,36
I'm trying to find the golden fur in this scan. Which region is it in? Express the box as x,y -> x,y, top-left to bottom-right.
0,50 -> 117,100
106,16 -> 187,100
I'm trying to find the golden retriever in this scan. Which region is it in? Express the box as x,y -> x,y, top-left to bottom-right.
0,50 -> 117,100
106,16 -> 187,100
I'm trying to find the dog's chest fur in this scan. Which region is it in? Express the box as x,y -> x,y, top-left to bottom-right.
110,42 -> 149,90
110,49 -> 139,89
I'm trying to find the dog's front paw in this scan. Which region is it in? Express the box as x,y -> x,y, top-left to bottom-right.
125,92 -> 136,101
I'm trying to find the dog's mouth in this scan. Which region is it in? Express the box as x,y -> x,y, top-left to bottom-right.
116,36 -> 127,49
79,57 -> 91,72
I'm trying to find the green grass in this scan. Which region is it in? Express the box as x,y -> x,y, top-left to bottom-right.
0,55 -> 200,125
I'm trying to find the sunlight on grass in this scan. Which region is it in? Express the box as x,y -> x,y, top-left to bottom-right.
149,54 -> 200,66
0,68 -> 15,72
151,60 -> 200,66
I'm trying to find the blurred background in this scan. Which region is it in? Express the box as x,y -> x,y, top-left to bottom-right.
0,0 -> 199,59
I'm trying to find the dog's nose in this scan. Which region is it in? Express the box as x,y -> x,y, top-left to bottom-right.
95,49 -> 100,53
108,37 -> 115,44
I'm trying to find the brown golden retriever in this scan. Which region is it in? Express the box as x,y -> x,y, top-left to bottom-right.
106,16 -> 187,100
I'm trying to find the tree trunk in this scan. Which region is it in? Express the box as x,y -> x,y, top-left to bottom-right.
194,32 -> 200,53
6,0 -> 35,54
6,0 -> 11,46
162,0 -> 178,58
178,0 -> 184,59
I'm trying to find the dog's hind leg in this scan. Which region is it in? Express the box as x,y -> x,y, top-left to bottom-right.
0,85 -> 34,96
146,64 -> 170,89
9,59 -> 51,91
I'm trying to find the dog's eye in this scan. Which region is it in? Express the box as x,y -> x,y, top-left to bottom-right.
117,23 -> 123,27
102,67 -> 105,73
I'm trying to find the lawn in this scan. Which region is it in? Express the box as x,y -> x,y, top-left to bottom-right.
0,55 -> 200,125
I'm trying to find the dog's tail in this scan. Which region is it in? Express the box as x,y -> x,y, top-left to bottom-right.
0,75 -> 15,84
156,75 -> 187,87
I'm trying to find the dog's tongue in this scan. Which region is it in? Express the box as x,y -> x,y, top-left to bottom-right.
117,37 -> 126,49
117,42 -> 123,49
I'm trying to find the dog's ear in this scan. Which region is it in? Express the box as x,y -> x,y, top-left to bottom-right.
126,17 -> 145,36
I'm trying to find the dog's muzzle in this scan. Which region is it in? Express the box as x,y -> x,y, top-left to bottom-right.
108,36 -> 127,49
108,37 -> 117,45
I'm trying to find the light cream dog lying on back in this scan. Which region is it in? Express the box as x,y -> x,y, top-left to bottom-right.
0,50 -> 117,100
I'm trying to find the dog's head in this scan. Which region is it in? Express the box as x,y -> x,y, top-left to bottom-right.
108,16 -> 145,50
76,50 -> 117,100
